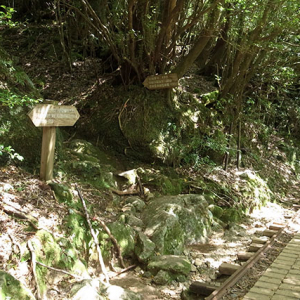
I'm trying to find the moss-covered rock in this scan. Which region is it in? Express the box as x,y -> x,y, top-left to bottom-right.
220,208 -> 242,223
142,194 -> 212,255
50,183 -> 73,203
135,232 -> 156,263
124,197 -> 146,212
208,204 -> 223,219
108,222 -> 136,257
0,270 -> 35,300
147,255 -> 191,277
64,213 -> 91,257
64,139 -> 118,189
139,167 -> 188,195
28,229 -> 89,297
152,270 -> 173,285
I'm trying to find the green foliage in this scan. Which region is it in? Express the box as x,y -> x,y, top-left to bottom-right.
0,145 -> 23,161
0,90 -> 40,164
0,5 -> 18,27
0,90 -> 40,108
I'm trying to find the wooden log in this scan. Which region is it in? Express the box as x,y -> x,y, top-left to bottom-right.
269,224 -> 284,231
248,243 -> 264,252
237,252 -> 254,261
219,263 -> 240,275
260,229 -> 277,237
189,282 -> 217,296
252,236 -> 269,244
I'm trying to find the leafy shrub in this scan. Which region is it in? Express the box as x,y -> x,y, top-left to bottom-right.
0,5 -> 18,28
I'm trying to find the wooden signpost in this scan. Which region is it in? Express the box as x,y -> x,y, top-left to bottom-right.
143,73 -> 178,90
28,103 -> 80,181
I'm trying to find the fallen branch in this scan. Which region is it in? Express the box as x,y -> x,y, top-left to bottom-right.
35,261 -> 84,280
8,233 -> 22,257
1,204 -> 39,230
75,184 -> 110,284
27,240 -> 44,300
111,264 -> 137,278
94,216 -> 125,269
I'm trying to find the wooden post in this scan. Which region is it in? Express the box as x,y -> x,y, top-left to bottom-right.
28,102 -> 80,182
40,127 -> 56,181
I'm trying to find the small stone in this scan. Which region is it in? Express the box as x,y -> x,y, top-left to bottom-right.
209,273 -> 217,280
190,265 -> 197,272
183,249 -> 190,256
194,258 -> 203,267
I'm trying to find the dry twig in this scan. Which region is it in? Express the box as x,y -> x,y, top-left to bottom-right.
27,240 -> 44,300
35,261 -> 84,280
94,216 -> 126,269
75,184 -> 110,284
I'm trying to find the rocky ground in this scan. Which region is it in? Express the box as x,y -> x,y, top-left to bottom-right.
1,160 -> 299,299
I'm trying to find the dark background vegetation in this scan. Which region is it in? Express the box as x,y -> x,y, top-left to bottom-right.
0,0 -> 299,173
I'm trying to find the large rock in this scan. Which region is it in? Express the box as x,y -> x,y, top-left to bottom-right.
70,279 -> 142,300
148,255 -> 191,276
70,279 -> 104,300
141,194 -> 212,255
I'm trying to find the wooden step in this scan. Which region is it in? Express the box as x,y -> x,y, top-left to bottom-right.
237,252 -> 254,261
252,236 -> 269,244
248,243 -> 264,252
260,229 -> 277,237
189,282 -> 217,296
219,263 -> 240,275
269,223 -> 285,231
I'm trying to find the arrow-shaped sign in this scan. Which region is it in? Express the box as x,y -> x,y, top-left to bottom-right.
143,73 -> 178,90
28,104 -> 80,127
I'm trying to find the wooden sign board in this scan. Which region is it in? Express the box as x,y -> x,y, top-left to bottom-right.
143,73 -> 178,90
28,104 -> 80,181
28,104 -> 80,127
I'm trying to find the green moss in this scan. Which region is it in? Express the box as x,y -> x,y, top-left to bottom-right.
49,183 -> 73,204
64,214 -> 91,253
209,205 -> 223,219
220,208 -> 242,223
0,271 -> 35,300
161,177 -> 185,195
108,222 -> 135,257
